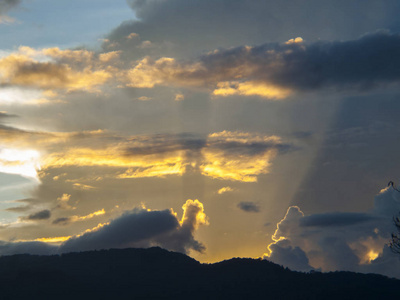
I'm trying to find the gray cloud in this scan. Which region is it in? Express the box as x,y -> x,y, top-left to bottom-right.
123,133 -> 206,156
5,198 -> 38,213
237,202 -> 260,213
0,241 -> 57,256
59,208 -> 180,253
52,217 -> 70,225
0,0 -> 21,15
22,209 -> 51,221
60,200 -> 207,255
128,31 -> 400,96
123,133 -> 292,158
300,212 -> 374,227
268,239 -> 313,272
109,0 -> 400,60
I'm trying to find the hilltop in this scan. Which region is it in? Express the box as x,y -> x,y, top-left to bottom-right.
0,247 -> 398,299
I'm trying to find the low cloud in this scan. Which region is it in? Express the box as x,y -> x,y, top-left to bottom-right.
0,199 -> 208,256
21,209 -> 51,221
60,199 -> 208,254
52,209 -> 105,225
237,202 -> 260,213
265,186 -> 400,278
0,241 -> 57,256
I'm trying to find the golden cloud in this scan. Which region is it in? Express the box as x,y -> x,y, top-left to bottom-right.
126,57 -> 207,88
180,199 -> 209,229
217,186 -> 233,194
0,47 -> 117,92
123,46 -> 292,99
200,131 -> 283,182
0,125 -> 289,183
212,81 -> 291,99
53,209 -> 106,225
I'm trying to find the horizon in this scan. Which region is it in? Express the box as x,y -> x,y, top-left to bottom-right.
0,0 -> 400,280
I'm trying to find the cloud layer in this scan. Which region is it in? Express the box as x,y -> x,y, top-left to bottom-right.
126,31 -> 400,99
38,130 -> 291,182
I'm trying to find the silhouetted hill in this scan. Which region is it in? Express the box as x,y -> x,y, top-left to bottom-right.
0,247 -> 397,299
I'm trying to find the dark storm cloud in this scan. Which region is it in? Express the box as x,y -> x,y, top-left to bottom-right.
237,202 -> 260,213
199,31 -> 400,91
22,209 -> 51,221
300,212 -> 374,227
108,0 -> 400,59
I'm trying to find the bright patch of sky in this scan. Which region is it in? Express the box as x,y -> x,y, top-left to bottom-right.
0,0 -> 135,49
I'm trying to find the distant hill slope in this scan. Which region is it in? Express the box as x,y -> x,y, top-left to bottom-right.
0,247 -> 398,299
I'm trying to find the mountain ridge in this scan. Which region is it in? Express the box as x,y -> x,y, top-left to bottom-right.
0,247 -> 398,299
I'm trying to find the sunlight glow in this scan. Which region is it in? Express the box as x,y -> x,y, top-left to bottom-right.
0,148 -> 41,181
34,236 -> 71,243
367,250 -> 379,263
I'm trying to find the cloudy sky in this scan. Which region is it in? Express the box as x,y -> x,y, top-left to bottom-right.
1,0 -> 400,278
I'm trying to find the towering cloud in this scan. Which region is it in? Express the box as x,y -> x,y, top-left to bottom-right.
265,186 -> 400,278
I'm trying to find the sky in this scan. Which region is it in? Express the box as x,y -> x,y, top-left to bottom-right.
1,0 -> 400,278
